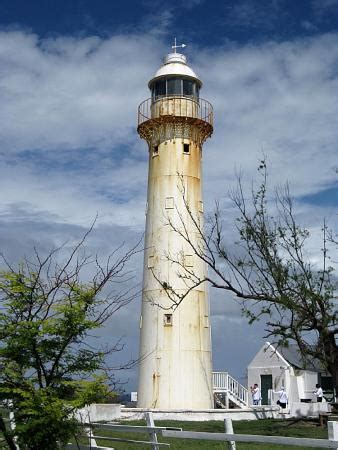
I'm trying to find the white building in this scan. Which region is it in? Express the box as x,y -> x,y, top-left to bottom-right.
248,341 -> 332,405
136,47 -> 214,409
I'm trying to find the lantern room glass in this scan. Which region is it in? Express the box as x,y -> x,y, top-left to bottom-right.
151,77 -> 199,101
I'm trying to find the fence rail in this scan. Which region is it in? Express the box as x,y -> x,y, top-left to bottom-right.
162,421 -> 338,448
66,412 -> 179,450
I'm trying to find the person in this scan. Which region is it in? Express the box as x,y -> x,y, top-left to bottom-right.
274,386 -> 288,409
314,384 -> 323,402
250,383 -> 261,405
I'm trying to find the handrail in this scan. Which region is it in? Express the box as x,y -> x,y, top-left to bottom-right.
138,96 -> 213,127
213,371 -> 249,406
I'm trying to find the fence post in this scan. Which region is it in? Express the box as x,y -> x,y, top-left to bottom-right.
328,421 -> 338,450
224,418 -> 236,450
8,400 -> 19,450
84,426 -> 97,448
145,412 -> 159,450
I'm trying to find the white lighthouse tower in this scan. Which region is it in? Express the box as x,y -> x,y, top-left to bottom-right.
137,44 -> 214,409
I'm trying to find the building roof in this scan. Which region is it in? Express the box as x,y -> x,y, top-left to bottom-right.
278,345 -> 323,372
148,52 -> 202,88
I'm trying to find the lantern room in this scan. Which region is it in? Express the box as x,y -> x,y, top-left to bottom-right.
148,52 -> 202,102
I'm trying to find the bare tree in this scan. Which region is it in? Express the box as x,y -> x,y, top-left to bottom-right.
157,163 -> 338,399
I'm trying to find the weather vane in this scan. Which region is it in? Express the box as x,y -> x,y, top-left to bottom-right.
172,37 -> 186,53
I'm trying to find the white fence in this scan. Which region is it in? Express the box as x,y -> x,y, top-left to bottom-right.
162,420 -> 338,448
66,412 -> 179,450
66,414 -> 338,450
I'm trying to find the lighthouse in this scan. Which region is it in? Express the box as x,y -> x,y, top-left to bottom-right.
137,44 -> 214,409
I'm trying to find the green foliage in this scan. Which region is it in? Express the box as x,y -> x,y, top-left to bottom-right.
0,237 -> 137,448
13,389 -> 78,448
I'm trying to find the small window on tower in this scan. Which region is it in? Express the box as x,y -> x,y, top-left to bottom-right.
183,143 -> 190,154
165,197 -> 174,209
153,145 -> 159,156
204,315 -> 209,328
148,255 -> 154,268
164,313 -> 173,326
184,254 -> 194,267
183,79 -> 194,96
154,80 -> 166,98
167,77 -> 182,95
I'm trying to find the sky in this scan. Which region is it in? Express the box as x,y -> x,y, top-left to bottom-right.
0,0 -> 337,392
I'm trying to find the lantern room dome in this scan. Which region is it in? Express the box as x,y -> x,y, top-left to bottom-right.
148,52 -> 202,88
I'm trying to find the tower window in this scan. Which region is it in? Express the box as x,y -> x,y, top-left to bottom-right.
165,197 -> 174,209
164,313 -> 173,326
151,77 -> 200,100
153,145 -> 159,156
147,255 -> 154,268
167,77 -> 181,95
184,254 -> 194,267
183,79 -> 194,96
154,80 -> 166,98
183,143 -> 190,154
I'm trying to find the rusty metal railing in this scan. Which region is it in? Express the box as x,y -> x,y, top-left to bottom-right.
138,96 -> 213,127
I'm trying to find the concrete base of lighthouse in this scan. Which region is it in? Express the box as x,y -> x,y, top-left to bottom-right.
120,403 -> 331,421
120,407 -> 280,421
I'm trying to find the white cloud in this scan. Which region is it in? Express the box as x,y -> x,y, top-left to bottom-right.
198,34 -> 338,201
0,29 -> 337,389
1,30 -> 337,226
0,31 -> 161,153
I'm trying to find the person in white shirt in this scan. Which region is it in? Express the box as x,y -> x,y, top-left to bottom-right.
274,386 -> 288,409
314,384 -> 323,402
250,383 -> 261,405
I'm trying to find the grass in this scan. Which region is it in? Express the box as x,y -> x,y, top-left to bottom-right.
0,418 -> 328,449
86,418 -> 329,450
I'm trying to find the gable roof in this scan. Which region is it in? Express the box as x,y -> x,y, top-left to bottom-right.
278,345 -> 323,372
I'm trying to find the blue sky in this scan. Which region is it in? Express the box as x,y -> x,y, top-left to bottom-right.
2,0 -> 338,44
0,0 -> 337,391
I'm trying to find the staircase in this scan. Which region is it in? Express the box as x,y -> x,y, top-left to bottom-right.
213,372 -> 249,409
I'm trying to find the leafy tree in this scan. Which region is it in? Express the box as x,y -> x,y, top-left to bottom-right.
158,163 -> 337,398
0,229 -> 140,449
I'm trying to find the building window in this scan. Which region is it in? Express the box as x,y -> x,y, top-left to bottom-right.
165,197 -> 174,209
167,77 -> 182,95
164,313 -> 173,326
154,80 -> 166,98
184,254 -> 194,267
153,145 -> 159,156
183,79 -> 194,96
204,315 -> 209,328
147,255 -> 154,268
151,77 -> 199,100
198,201 -> 204,213
183,143 -> 190,154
